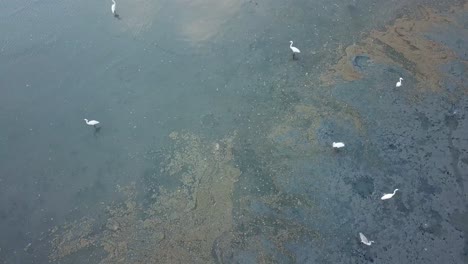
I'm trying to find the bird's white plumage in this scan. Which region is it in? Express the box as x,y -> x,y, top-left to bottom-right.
84,119 -> 100,126
111,0 -> 116,14
289,41 -> 300,53
332,142 -> 345,148
396,77 -> 403,87
359,233 -> 374,246
381,189 -> 399,200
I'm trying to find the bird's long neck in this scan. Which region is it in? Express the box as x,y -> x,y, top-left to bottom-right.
290,42 -> 293,48
112,0 -> 116,4
393,189 -> 398,194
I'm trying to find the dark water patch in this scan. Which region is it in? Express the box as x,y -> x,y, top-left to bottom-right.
443,79 -> 459,93
284,239 -> 318,263
449,209 -> 468,263
273,129 -> 302,144
371,38 -> 418,74
416,111 -> 431,130
439,61 -> 467,93
425,24 -> 468,61
249,200 -> 274,216
446,61 -> 465,78
258,237 -> 291,263
417,177 -> 442,195
419,210 -> 444,236
445,111 -> 464,188
247,214 -> 319,254
346,4 -> 358,15
344,5 -> 369,37
232,143 -> 279,196
394,197 -> 412,214
451,209 -> 468,230
352,55 -> 370,70
461,155 -> 468,165
350,176 -> 375,198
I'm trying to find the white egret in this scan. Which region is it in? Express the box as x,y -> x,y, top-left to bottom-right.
381,189 -> 399,200
396,77 -> 403,87
84,119 -> 100,127
111,0 -> 119,18
289,41 -> 300,60
332,142 -> 345,148
359,232 -> 374,246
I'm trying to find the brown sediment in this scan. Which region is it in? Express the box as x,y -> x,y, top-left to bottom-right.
321,3 -> 467,91
49,217 -> 97,261
268,102 -> 365,150
49,132 -> 240,263
149,132 -> 239,263
320,44 -> 369,83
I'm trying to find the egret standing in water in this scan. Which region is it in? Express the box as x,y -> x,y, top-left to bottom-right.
381,189 -> 399,200
396,77 -> 403,87
111,0 -> 119,18
332,142 -> 345,148
84,119 -> 100,128
289,41 -> 301,60
359,233 -> 374,246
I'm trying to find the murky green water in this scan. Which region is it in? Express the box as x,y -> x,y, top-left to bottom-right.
1,0 -> 467,263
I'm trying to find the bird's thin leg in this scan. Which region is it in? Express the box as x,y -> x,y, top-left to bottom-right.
292,53 -> 295,60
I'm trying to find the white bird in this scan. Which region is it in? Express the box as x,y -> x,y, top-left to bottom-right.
289,41 -> 300,59
111,0 -> 116,14
381,189 -> 399,200
396,77 -> 403,87
111,0 -> 119,18
359,232 -> 374,246
84,119 -> 100,127
332,142 -> 345,148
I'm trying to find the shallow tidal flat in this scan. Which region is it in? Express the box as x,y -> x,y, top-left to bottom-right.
321,2 -> 467,94
46,2 -> 468,264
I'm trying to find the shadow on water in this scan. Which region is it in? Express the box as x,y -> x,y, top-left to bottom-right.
93,126 -> 101,136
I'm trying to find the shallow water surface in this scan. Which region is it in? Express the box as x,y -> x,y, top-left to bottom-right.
0,0 -> 467,263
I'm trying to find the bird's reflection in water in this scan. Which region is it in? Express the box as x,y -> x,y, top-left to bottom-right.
93,126 -> 102,137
